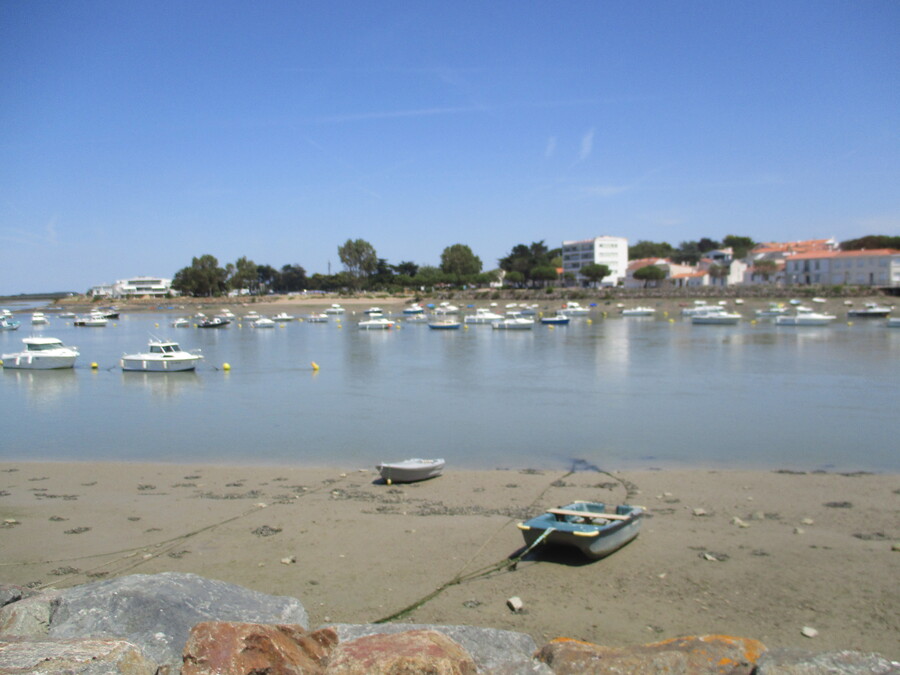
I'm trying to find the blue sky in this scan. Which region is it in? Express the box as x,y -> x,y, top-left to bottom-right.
1,1 -> 897,293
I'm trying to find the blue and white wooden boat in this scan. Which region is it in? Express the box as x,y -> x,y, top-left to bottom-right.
518,501 -> 644,560
540,313 -> 570,325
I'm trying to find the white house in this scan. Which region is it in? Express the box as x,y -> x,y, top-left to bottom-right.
561,236 -> 628,286
785,249 -> 900,287
89,277 -> 176,298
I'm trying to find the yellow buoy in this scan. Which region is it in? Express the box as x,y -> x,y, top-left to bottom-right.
0,359 -> 4,367
847,321 -> 853,326
668,318 -> 675,323
311,361 -> 320,371
154,323 -> 159,328
386,478 -> 392,486
91,362 -> 98,369
587,318 -> 593,324
222,363 -> 231,371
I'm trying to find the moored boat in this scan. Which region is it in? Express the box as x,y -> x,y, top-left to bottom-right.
358,317 -> 395,330
1,337 -> 79,370
560,302 -> 589,316
518,501 -> 644,560
847,303 -> 892,318
324,304 -> 345,315
120,339 -> 203,372
775,308 -> 836,326
376,458 -> 445,484
540,313 -> 570,325
621,307 -> 655,317
197,317 -> 231,328
73,312 -> 109,327
0,316 -> 20,331
428,319 -> 461,330
492,313 -> 534,330
464,308 -> 504,324
31,312 -> 50,325
691,311 -> 742,325
273,312 -> 295,322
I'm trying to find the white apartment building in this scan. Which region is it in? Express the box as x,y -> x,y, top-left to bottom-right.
785,249 -> 900,287
561,236 -> 628,286
89,276 -> 175,298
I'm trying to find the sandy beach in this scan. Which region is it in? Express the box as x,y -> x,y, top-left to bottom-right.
1,461 -> 897,659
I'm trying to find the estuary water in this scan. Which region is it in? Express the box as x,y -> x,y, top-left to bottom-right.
2,308 -> 898,472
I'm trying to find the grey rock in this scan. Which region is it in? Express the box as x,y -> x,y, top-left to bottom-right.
330,623 -> 552,674
756,648 -> 900,674
0,586 -> 30,610
48,572 -> 308,670
0,637 -> 158,674
0,591 -> 61,638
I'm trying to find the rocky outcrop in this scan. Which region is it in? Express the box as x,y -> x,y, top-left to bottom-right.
48,573 -> 308,668
1,574 -> 897,674
0,637 -> 158,674
534,634 -> 767,674
182,622 -> 337,675
326,629 -> 477,674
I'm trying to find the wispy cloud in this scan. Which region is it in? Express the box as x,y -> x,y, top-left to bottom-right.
312,105 -> 489,124
578,128 -> 595,161
0,220 -> 60,247
545,136 -> 557,158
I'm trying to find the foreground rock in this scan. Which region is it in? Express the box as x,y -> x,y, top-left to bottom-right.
0,637 -> 157,674
755,648 -> 900,674
327,629 -> 477,674
535,634 -> 767,674
182,622 -> 337,675
31,573 -> 308,669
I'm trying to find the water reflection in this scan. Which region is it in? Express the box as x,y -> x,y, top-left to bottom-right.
120,371 -> 201,398
3,368 -> 78,403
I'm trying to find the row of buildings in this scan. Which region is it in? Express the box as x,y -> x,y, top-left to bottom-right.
562,236 -> 900,289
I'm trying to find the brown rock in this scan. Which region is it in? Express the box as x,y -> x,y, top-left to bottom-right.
182,622 -> 337,675
535,634 -> 767,674
0,637 -> 157,674
325,629 -> 477,675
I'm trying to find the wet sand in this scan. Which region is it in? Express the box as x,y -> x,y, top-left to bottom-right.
1,462 -> 897,658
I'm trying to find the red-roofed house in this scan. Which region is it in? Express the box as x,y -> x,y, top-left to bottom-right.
785,249 -> 900,286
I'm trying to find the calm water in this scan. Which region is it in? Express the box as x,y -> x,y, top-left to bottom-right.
2,308 -> 898,472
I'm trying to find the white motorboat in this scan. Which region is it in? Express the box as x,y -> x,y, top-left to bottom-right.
120,339 -> 203,372
403,304 -> 425,315
250,317 -> 276,328
681,302 -> 720,317
887,317 -> 900,328
755,303 -> 789,318
376,458 -> 444,484
433,302 -> 460,316
324,304 -> 345,315
847,303 -> 892,319
691,311 -> 742,325
464,308 -> 504,324
31,312 -> 50,325
307,313 -> 329,323
776,308 -> 837,326
244,311 -> 262,322
492,313 -> 534,330
0,316 -> 21,331
73,312 -> 109,327
171,317 -> 190,328
59,312 -> 76,319
2,337 -> 79,370
560,302 -> 590,316
621,307 -> 656,316
273,312 -> 295,322
364,307 -> 384,316
358,317 -> 395,330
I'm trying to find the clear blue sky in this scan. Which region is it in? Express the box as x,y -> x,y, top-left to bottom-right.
1,1 -> 897,293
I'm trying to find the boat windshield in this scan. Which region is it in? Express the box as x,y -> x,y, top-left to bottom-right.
27,341 -> 62,352
150,344 -> 181,354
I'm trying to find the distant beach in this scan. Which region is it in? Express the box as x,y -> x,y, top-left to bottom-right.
1,461 -> 897,659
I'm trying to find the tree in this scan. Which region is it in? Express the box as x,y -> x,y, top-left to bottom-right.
752,259 -> 778,282
275,264 -> 307,292
171,254 -> 228,297
257,265 -> 278,293
504,270 -> 525,287
697,237 -> 721,253
393,261 -> 419,277
230,256 -> 258,294
499,241 -> 555,287
632,265 -> 666,288
672,241 -> 702,265
338,239 -> 378,289
841,235 -> 900,251
629,240 -> 674,260
722,235 -> 756,259
530,265 -> 558,286
580,263 -> 610,286
440,244 -> 482,280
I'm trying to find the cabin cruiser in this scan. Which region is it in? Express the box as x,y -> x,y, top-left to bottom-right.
273,312 -> 295,322
464,308 -> 504,324
691,311 -> 742,325
433,302 -> 460,316
0,316 -> 20,331
2,337 -> 79,369
73,312 -> 109,327
324,304 -> 345,315
847,303 -> 892,318
492,312 -> 534,330
775,307 -> 836,326
755,303 -> 789,318
250,317 -> 276,328
560,302 -> 590,316
120,339 -> 203,372
358,317 -> 395,330
31,312 -> 50,325
621,307 -> 656,316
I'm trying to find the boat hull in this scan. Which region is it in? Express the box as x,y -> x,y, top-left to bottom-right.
1,354 -> 76,370
120,356 -> 201,372
518,502 -> 643,560
376,458 -> 445,483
